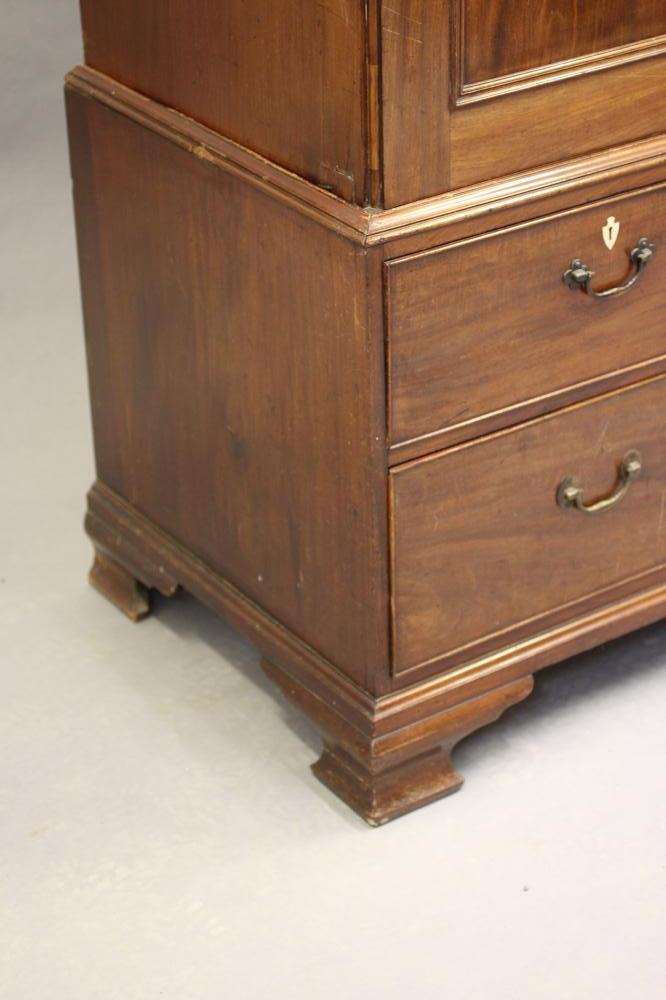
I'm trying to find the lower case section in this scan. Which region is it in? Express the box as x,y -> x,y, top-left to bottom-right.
85,480 -> 666,825
263,657 -> 532,824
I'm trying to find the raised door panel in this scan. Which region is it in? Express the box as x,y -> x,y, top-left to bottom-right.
460,0 -> 666,93
382,0 -> 666,206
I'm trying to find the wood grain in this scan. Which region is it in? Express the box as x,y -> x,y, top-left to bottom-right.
391,377 -> 666,676
67,3 -> 666,820
380,0 -> 450,208
84,471 -> 666,821
380,0 -> 666,205
387,184 -> 666,451
67,88 -> 389,691
79,0 -> 369,203
460,0 -> 666,84
450,57 -> 666,190
67,67 -> 666,254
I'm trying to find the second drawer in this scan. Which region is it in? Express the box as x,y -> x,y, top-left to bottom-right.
390,375 -> 666,678
386,185 -> 666,457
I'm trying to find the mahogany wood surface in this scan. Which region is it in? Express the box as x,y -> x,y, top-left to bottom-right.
67,4 -> 666,822
67,89 -> 389,693
89,550 -> 152,623
461,0 -> 666,84
80,0 -> 369,203
391,377 -> 666,678
78,2 -> 666,208
85,475 -> 666,824
266,657 -> 535,825
67,67 -> 666,255
382,0 -> 666,205
387,184 -> 666,453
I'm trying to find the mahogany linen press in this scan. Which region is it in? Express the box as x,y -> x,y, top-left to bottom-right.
67,2 -> 666,824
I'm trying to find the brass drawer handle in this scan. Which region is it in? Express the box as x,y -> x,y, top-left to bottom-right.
557,450 -> 642,515
563,238 -> 656,299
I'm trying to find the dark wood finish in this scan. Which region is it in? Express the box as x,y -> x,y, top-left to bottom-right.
266,657 -> 534,825
84,476 -> 666,825
382,0 -> 666,205
68,68 -> 666,254
380,0 -> 451,207
79,0 -> 370,204
67,88 -> 389,693
78,3 -> 666,208
89,550 -> 152,622
460,0 -> 666,87
391,377 -> 666,677
67,5 -> 666,822
449,60 -> 666,190
387,184 -> 666,453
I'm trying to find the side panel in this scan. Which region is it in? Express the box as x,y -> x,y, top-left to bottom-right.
67,89 -> 389,691
79,0 -> 369,204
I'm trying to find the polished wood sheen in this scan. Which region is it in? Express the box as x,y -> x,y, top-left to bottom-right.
67,3 -> 666,823
78,1 -> 666,207
462,0 -> 666,84
80,0 -> 370,203
382,0 -> 666,204
387,184 -> 666,452
67,89 -> 389,692
391,377 -> 666,677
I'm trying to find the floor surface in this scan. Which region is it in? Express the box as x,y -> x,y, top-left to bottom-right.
2,4 -> 665,998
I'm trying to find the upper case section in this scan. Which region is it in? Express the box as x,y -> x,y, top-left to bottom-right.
79,0 -> 371,204
80,0 -> 666,208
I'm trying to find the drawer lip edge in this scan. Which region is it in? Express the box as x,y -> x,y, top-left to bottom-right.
386,578 -> 666,695
390,370 -> 666,474
388,357 -> 666,465
392,565 -> 666,679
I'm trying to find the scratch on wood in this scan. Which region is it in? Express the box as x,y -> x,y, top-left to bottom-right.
383,27 -> 423,44
382,5 -> 422,23
316,0 -> 352,29
595,418 -> 611,455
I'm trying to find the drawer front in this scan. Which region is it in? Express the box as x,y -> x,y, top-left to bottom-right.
387,186 -> 666,457
390,377 -> 666,677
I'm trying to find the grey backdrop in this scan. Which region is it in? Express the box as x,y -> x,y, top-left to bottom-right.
2,3 -> 665,998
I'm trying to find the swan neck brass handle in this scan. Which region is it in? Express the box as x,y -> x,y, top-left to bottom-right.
563,238 -> 656,299
557,451 -> 642,516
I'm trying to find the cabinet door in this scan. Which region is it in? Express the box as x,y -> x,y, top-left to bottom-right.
381,0 -> 666,206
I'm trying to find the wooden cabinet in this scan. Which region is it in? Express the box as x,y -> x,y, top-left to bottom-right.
79,1 -> 666,206
68,2 -> 666,824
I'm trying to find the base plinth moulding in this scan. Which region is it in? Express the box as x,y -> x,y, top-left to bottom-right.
83,480 -> 666,824
89,549 -> 152,623
263,657 -> 533,824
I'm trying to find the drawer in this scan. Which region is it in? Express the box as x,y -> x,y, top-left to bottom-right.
390,376 -> 666,678
387,186 -> 666,459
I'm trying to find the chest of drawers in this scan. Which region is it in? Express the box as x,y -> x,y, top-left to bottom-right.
67,2 -> 666,823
